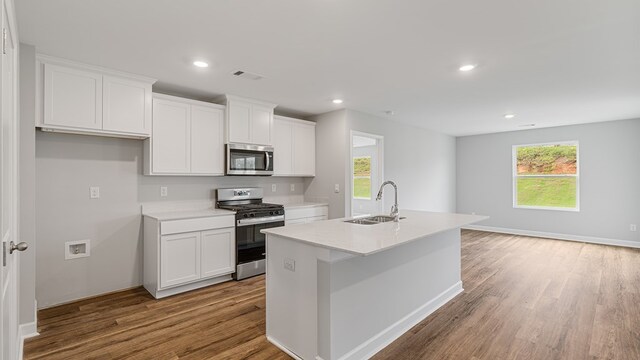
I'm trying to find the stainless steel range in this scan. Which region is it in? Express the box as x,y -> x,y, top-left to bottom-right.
216,187 -> 284,280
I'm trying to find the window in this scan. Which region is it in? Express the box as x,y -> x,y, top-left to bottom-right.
353,156 -> 372,199
513,142 -> 579,211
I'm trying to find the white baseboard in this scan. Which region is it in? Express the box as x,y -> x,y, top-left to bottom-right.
18,300 -> 40,359
338,281 -> 464,360
464,225 -> 640,249
266,336 -> 303,360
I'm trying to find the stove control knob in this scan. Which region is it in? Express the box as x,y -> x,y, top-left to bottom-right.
250,213 -> 255,218
269,211 -> 274,215
243,214 -> 248,218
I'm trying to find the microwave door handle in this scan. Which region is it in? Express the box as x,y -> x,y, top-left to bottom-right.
265,151 -> 270,171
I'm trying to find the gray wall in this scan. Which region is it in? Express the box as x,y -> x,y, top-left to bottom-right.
457,119 -> 640,242
305,109 -> 457,219
35,132 -> 305,308
19,43 -> 37,325
304,110 -> 348,219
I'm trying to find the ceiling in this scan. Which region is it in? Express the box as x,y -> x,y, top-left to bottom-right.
16,0 -> 640,136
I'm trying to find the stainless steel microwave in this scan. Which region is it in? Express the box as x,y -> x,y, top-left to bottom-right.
226,143 -> 274,176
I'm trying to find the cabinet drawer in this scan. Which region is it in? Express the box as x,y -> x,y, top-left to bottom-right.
285,206 -> 328,221
161,216 -> 235,235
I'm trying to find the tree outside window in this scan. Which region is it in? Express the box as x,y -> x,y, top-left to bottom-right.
353,156 -> 372,199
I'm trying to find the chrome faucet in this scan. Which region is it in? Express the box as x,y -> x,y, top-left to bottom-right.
376,181 -> 399,222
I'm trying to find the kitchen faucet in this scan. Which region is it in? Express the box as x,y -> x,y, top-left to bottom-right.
376,181 -> 399,222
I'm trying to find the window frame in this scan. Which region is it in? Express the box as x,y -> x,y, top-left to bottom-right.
512,141 -> 580,212
352,155 -> 372,200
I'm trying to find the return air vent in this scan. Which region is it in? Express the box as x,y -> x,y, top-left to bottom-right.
232,70 -> 264,81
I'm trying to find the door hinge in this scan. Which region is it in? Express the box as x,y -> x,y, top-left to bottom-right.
2,28 -> 6,55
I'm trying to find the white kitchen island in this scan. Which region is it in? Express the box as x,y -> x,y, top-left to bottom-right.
262,210 -> 487,360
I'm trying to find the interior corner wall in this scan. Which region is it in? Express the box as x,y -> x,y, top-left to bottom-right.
19,42 -> 37,326
456,119 -> 640,243
304,109 -> 348,219
345,109 -> 457,214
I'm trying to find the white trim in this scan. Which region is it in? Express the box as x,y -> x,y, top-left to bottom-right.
267,336 -> 304,360
337,281 -> 463,360
152,92 -> 225,110
464,225 -> 640,249
512,141 -> 580,211
36,54 -> 156,83
18,301 -> 40,360
349,130 -> 384,216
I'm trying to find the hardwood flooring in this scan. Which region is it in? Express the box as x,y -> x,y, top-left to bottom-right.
25,230 -> 640,359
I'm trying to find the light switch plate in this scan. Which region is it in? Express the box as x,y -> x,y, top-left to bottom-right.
90,187 -> 100,199
284,258 -> 296,272
160,186 -> 168,197
631,224 -> 637,232
334,184 -> 340,193
271,184 -> 277,192
290,184 -> 295,192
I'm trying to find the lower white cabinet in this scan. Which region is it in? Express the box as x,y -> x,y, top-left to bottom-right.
160,232 -> 201,288
144,214 -> 235,299
285,205 -> 328,225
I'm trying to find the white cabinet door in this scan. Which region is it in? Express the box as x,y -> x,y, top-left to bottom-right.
273,118 -> 293,175
293,122 -> 316,176
191,105 -> 224,175
102,75 -> 151,135
43,63 -> 103,130
251,104 -> 273,145
160,232 -> 201,288
227,100 -> 252,143
200,228 -> 235,279
152,99 -> 191,173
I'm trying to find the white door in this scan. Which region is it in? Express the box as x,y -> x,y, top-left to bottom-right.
273,118 -> 293,176
1,7 -> 21,359
152,98 -> 191,174
160,232 -> 201,288
200,228 -> 235,279
293,122 -> 316,176
102,75 -> 151,135
227,100 -> 251,143
351,132 -> 384,216
251,104 -> 273,145
43,63 -> 103,130
191,105 -> 224,175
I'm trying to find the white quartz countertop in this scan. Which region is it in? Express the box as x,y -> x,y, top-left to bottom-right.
262,210 -> 488,256
143,208 -> 235,221
281,202 -> 328,210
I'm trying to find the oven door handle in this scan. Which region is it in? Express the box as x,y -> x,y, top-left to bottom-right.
237,215 -> 285,227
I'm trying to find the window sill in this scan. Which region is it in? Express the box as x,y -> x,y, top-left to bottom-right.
513,205 -> 580,212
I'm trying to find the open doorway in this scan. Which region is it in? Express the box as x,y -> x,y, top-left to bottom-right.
350,131 -> 384,216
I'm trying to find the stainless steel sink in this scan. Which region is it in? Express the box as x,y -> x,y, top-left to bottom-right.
345,215 -> 406,225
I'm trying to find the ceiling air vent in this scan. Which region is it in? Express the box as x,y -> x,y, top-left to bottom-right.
232,70 -> 264,81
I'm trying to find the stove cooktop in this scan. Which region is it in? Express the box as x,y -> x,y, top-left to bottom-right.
217,202 -> 283,213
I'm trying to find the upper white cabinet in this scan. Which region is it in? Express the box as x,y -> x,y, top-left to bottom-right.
273,116 -> 316,177
144,93 -> 225,176
219,95 -> 276,145
38,55 -> 155,138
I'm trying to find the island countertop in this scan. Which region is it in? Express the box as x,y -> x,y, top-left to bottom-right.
262,210 -> 487,256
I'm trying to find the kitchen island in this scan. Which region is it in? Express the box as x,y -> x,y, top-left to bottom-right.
262,210 -> 487,360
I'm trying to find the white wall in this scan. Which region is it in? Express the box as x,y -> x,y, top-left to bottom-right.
305,109 -> 457,219
35,131 -> 306,308
19,43 -> 37,325
457,119 -> 640,243
346,110 -> 457,215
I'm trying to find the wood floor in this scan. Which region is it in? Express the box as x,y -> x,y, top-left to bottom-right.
25,230 -> 640,359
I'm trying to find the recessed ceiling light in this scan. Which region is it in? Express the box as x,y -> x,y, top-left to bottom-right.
384,110 -> 395,116
504,114 -> 516,119
193,61 -> 209,68
459,64 -> 477,72
332,99 -> 343,104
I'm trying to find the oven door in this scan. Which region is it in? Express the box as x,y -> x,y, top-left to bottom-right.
235,219 -> 284,264
226,143 -> 274,175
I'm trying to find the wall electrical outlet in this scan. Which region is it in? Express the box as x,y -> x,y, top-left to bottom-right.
271,184 -> 277,192
334,184 -> 340,193
89,187 -> 100,199
631,224 -> 637,232
160,186 -> 168,197
284,258 -> 296,272
290,184 -> 295,192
